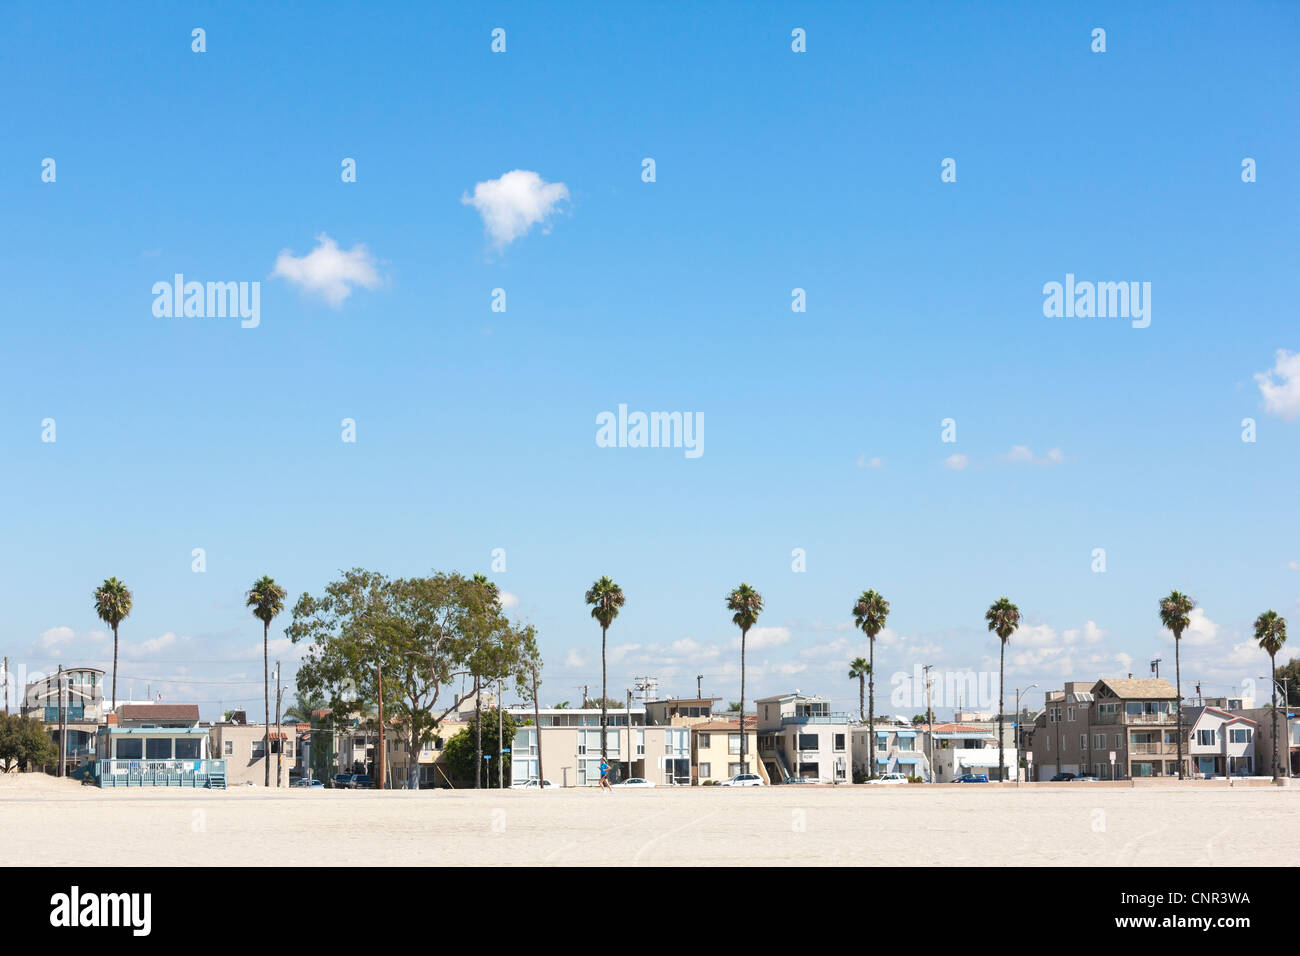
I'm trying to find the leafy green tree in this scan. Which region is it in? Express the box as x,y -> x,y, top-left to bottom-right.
284,689 -> 326,725
726,583 -> 763,774
1277,657 -> 1300,707
289,569 -> 534,791
92,577 -> 133,710
442,709 -> 517,787
853,590 -> 890,778
849,657 -> 871,723
1159,590 -> 1195,779
0,713 -> 58,771
985,596 -> 1021,784
247,575 -> 287,786
1254,610 -> 1288,781
585,576 -> 625,761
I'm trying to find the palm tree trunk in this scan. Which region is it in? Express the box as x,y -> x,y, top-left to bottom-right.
998,640 -> 1006,784
1270,651 -> 1279,782
859,676 -> 865,723
263,620 -> 270,787
475,675 -> 482,789
739,628 -> 747,774
868,637 -> 875,779
600,624 -> 608,761
1174,633 -> 1183,780
111,624 -> 119,711
533,666 -> 543,789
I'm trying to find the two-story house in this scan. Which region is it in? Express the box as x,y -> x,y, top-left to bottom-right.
506,705 -> 691,786
1182,706 -> 1257,777
851,719 -> 928,781
1030,677 -> 1181,780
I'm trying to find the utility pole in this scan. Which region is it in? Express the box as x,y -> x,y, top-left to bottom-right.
1150,658 -> 1161,679
377,662 -> 385,791
3,656 -> 8,715
697,675 -> 703,698
475,675 -> 482,788
57,665 -> 65,777
626,689 -> 633,782
532,664 -> 544,789
498,678 -> 504,791
923,665 -> 934,783
574,685 -> 589,707
275,662 -> 283,788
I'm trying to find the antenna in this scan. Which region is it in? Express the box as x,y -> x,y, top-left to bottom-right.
1150,658 -> 1161,678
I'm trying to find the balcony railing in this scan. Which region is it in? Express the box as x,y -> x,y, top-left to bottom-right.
780,713 -> 850,725
95,759 -> 226,788
1094,712 -> 1173,726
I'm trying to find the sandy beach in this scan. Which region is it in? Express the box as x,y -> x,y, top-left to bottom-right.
3,773 -> 1297,866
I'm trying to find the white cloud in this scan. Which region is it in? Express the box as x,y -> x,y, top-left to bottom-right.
498,590 -> 520,609
564,649 -> 587,668
1254,349 -> 1300,420
271,233 -> 381,306
123,632 -> 179,656
1287,560 -> 1299,571
39,626 -> 76,649
743,626 -> 791,650
942,453 -> 969,471
1179,608 -> 1219,647
461,170 -> 569,247
1003,445 -> 1064,466
856,454 -> 883,469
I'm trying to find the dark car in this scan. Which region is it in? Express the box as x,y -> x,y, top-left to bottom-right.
1050,772 -> 1076,782
348,774 -> 373,789
955,773 -> 989,783
331,773 -> 353,789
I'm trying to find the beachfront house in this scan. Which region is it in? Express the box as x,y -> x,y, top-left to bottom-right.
506,705 -> 692,786
209,720 -> 304,787
1182,706 -> 1257,777
21,666 -> 106,773
93,703 -> 226,788
755,692 -> 852,784
692,717 -> 765,784
852,718 -> 929,781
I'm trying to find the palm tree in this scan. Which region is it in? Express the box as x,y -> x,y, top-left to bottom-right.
585,576 -> 625,762
852,590 -> 890,779
284,690 -> 325,725
1159,590 -> 1195,780
1253,610 -> 1288,782
725,583 -> 763,775
247,575 -> 287,787
984,597 -> 1021,784
92,577 -> 133,710
849,657 -> 871,723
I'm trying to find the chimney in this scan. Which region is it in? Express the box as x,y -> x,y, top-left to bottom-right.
105,713 -> 118,726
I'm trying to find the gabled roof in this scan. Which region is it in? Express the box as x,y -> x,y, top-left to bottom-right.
1093,677 -> 1177,700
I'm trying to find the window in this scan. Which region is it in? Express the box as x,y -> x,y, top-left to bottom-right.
252,741 -> 266,758
728,763 -> 743,777
1197,729 -> 1216,746
728,734 -> 741,755
698,733 -> 710,748
1046,737 -> 1051,752
115,738 -> 143,760
698,762 -> 711,778
1067,706 -> 1075,722
1229,728 -> 1252,744
175,738 -> 200,760
834,734 -> 846,752
223,740 -> 233,756
797,733 -> 818,751
1080,735 -> 1087,750
145,738 -> 172,759
1114,735 -> 1122,749
1093,734 -> 1106,749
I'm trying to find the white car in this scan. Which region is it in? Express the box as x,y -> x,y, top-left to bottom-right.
719,773 -> 764,787
614,777 -> 656,788
513,778 -> 555,789
866,772 -> 910,785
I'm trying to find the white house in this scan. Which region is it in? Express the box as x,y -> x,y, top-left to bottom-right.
1183,706 -> 1258,777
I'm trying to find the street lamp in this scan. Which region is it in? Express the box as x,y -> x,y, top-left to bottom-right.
1015,684 -> 1038,786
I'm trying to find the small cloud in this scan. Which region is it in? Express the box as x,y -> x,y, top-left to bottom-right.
942,453 -> 969,471
498,590 -> 520,609
857,454 -> 884,469
743,626 -> 791,650
1255,349 -> 1300,421
40,626 -> 76,650
271,233 -> 381,306
462,170 -> 569,247
123,632 -> 179,656
1179,608 -> 1219,647
1002,445 -> 1065,466
1288,561 -> 1300,571
564,649 -> 586,668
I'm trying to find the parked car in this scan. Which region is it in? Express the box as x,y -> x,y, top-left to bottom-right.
291,777 -> 324,788
512,777 -> 555,789
1074,775 -> 1100,782
331,773 -> 353,789
955,773 -> 989,783
350,774 -> 374,789
866,772 -> 910,785
782,776 -> 812,785
614,777 -> 656,788
719,773 -> 764,787
1049,772 -> 1076,782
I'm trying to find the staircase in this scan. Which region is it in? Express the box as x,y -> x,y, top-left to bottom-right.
207,764 -> 227,789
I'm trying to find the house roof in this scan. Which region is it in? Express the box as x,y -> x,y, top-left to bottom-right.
693,719 -> 756,732
1094,677 -> 1178,700
1183,705 -> 1258,727
119,704 -> 200,721
921,723 -> 993,735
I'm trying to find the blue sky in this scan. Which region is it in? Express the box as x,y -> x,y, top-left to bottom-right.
1,1 -> 1297,720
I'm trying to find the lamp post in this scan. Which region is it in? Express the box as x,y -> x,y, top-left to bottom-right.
1015,683 -> 1038,786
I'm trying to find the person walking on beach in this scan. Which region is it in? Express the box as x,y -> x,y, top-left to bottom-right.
599,758 -> 613,792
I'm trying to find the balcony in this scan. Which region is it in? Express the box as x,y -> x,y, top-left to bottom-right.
780,713 -> 850,725
1094,712 -> 1173,726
